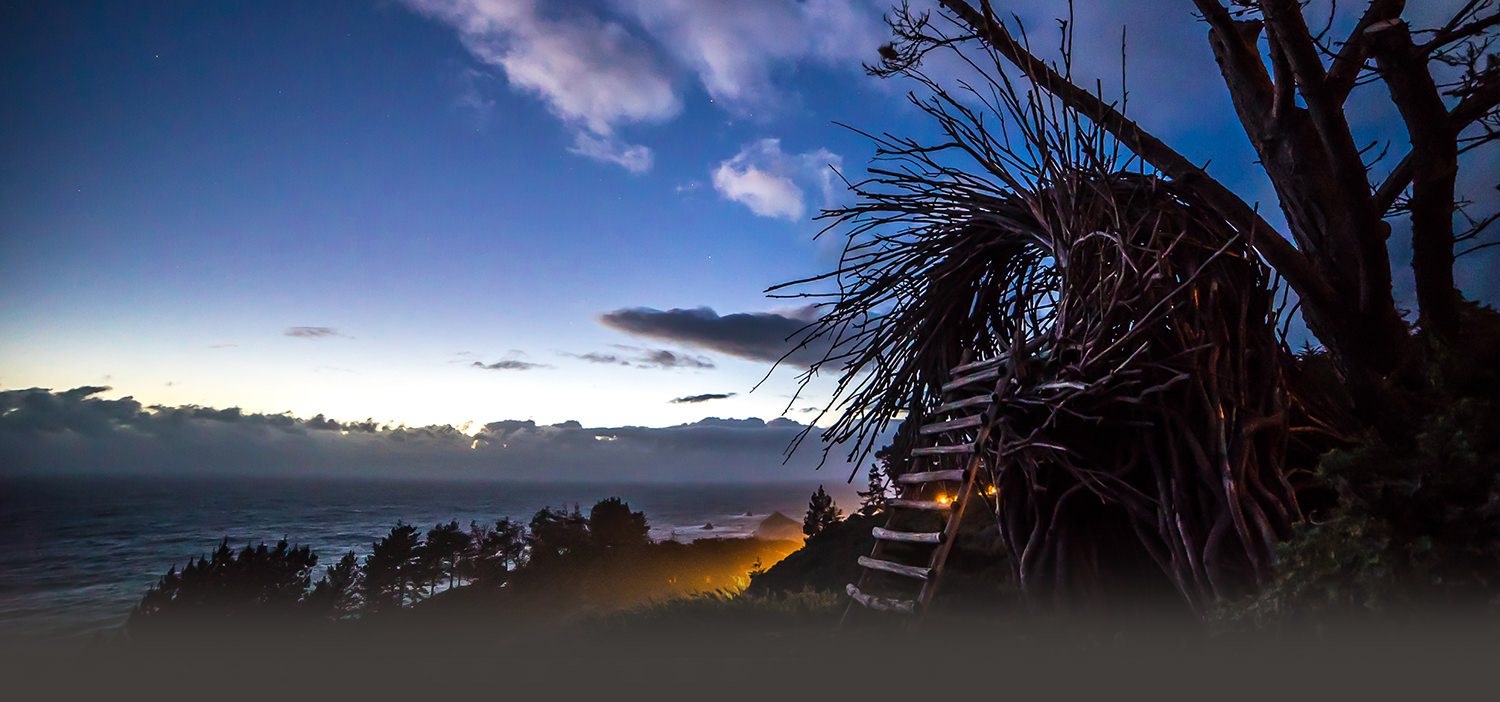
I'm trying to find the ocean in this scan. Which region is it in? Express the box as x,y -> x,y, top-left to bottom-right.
0,475 -> 859,641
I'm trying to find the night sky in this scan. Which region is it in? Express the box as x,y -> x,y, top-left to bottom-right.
3,1 -> 1494,481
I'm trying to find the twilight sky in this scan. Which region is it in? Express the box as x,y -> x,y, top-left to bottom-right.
2,1 -> 1494,481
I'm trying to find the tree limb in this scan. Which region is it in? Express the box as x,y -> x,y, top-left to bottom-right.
1262,0 -> 1390,330
1371,17 -> 1464,338
1326,0 -> 1408,102
936,0 -> 1339,319
1422,0 -> 1499,54
1372,63 -> 1499,214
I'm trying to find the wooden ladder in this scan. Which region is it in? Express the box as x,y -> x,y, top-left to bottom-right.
841,354 -> 1002,626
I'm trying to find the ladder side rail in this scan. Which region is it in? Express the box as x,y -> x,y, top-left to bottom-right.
915,422 -> 992,613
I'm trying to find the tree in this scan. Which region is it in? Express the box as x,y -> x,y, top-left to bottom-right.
462,517 -> 528,586
527,505 -> 591,566
424,520 -> 471,590
776,0 -> 1497,610
305,550 -> 361,619
360,522 -> 427,612
856,463 -> 892,517
876,0 -> 1496,426
127,538 -> 318,634
804,486 -> 844,538
588,497 -> 651,552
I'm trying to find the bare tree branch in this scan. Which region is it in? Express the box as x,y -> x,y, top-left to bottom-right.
1373,69 -> 1500,213
1325,0 -> 1407,101
1422,0 -> 1498,54
936,0 -> 1341,326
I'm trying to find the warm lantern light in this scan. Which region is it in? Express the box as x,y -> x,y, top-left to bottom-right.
985,486 -> 998,496
937,495 -> 951,505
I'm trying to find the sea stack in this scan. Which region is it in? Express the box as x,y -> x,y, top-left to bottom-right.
753,511 -> 802,541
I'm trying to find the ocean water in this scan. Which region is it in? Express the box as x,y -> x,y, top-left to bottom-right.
0,476 -> 858,641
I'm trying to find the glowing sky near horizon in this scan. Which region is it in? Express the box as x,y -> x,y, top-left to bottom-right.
2,0 -> 1494,435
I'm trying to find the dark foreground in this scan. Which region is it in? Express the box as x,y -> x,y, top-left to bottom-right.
4,607 -> 1498,701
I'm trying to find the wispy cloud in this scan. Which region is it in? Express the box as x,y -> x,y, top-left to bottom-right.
453,66 -> 498,129
712,139 -> 842,221
403,1 -> 885,173
472,359 -> 549,371
568,132 -> 653,174
569,352 -> 629,366
669,392 -> 737,404
613,0 -> 885,110
635,348 -> 714,370
402,0 -> 676,172
284,327 -> 341,339
565,345 -> 714,370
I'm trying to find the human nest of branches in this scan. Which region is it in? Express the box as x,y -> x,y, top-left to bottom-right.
772,26 -> 1318,608
969,172 -> 1299,610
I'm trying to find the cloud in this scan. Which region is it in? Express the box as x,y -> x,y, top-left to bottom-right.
669,393 -> 737,404
599,305 -> 832,367
208,344 -> 237,349
713,164 -> 804,220
571,352 -> 628,366
403,1 -> 888,172
0,387 -> 858,483
613,0 -> 885,109
567,132 -> 653,174
402,0 -> 676,172
453,66 -> 498,129
565,346 -> 714,370
712,139 -> 842,221
636,348 -> 713,370
472,359 -> 549,371
284,327 -> 340,339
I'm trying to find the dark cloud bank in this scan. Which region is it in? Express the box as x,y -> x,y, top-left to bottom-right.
599,306 -> 833,367
0,387 -> 851,483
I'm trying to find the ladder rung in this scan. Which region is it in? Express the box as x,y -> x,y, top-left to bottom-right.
872,527 -> 943,544
919,415 -> 984,434
940,367 -> 1000,392
950,354 -> 1006,375
911,444 -> 974,456
932,395 -> 992,415
898,469 -> 966,484
846,583 -> 915,614
858,556 -> 931,580
888,498 -> 951,511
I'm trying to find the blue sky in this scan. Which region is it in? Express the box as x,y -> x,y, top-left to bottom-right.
1,0 -> 894,429
1,1 -> 1494,481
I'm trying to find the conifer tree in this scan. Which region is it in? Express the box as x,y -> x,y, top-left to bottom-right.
527,505 -> 591,566
856,464 -> 892,517
588,497 -> 651,551
424,520 -> 471,590
306,550 -> 360,619
126,537 -> 317,634
360,522 -> 425,612
804,485 -> 843,538
463,517 -> 528,586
